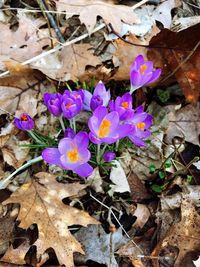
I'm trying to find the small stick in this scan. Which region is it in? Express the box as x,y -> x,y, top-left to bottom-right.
131,0 -> 149,10
37,0 -> 65,43
90,193 -> 144,255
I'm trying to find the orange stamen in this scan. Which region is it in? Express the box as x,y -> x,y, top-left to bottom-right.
140,64 -> 147,75
66,103 -> 72,108
67,147 -> 79,162
136,122 -> 145,131
121,102 -> 129,109
21,114 -> 28,121
98,119 -> 111,138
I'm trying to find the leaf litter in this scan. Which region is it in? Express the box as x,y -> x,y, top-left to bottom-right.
0,0 -> 200,267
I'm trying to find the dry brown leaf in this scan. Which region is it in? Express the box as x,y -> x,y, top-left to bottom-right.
0,124 -> 30,168
152,199 -> 200,267
3,172 -> 99,267
0,14 -> 51,66
148,23 -> 200,103
33,44 -> 101,81
56,0 -> 140,34
165,104 -> 200,146
0,62 -> 44,116
132,204 -> 150,229
128,172 -> 152,202
1,242 -> 29,265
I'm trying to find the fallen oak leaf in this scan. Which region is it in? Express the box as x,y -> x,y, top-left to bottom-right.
3,172 -> 99,267
56,0 -> 140,35
33,44 -> 101,81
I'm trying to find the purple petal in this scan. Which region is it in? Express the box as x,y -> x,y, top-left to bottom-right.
130,70 -> 142,86
117,124 -> 133,139
14,118 -> 23,130
88,116 -> 100,134
147,68 -> 162,84
64,128 -> 75,138
90,95 -> 103,111
58,138 -> 74,154
42,148 -> 61,165
144,115 -> 153,128
89,132 -> 102,144
130,55 -> 144,72
103,151 -> 116,162
103,111 -> 119,135
101,136 -> 118,144
129,135 -> 146,147
139,71 -> 153,86
74,163 -> 93,177
144,61 -> 153,72
74,131 -> 89,149
83,90 -> 92,111
93,81 -> 106,96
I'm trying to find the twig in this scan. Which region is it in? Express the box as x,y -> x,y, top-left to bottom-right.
89,193 -> 144,255
131,0 -> 149,10
1,7 -> 73,14
0,23 -> 105,78
37,0 -> 65,43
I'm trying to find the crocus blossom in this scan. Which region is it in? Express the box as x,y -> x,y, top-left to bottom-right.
43,92 -> 62,117
130,54 -> 161,93
109,92 -> 133,121
103,151 -> 116,162
127,106 -> 153,147
88,106 -> 133,144
14,113 -> 34,131
83,81 -> 110,111
42,132 -> 93,177
61,90 -> 83,119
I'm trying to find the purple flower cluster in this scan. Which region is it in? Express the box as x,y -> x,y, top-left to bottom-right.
43,90 -> 84,120
14,54 -> 161,178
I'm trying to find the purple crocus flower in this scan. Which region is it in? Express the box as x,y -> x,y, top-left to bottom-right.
127,106 -> 153,147
130,55 -> 161,93
83,81 -> 111,111
14,113 -> 34,131
109,92 -> 134,121
88,106 -> 133,144
103,151 -> 116,162
42,131 -> 93,177
43,92 -> 62,117
61,90 -> 83,119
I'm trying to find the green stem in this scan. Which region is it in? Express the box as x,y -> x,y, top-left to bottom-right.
59,116 -> 65,132
115,140 -> 119,152
73,117 -> 76,133
0,156 -> 43,189
28,131 -> 43,144
97,144 -> 101,164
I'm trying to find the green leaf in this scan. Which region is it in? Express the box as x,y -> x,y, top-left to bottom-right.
151,184 -> 163,193
164,159 -> 171,168
149,164 -> 156,173
158,171 -> 165,179
186,175 -> 193,183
